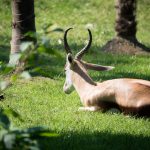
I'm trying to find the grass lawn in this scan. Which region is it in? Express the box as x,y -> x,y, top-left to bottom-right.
0,0 -> 150,149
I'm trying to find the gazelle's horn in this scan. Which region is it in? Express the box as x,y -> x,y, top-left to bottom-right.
75,29 -> 92,59
64,28 -> 73,54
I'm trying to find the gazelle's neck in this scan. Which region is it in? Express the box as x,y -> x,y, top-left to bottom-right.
71,62 -> 96,100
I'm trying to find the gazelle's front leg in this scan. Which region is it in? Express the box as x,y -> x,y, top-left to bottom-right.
78,106 -> 101,112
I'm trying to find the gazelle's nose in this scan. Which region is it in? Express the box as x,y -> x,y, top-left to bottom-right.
63,83 -> 72,94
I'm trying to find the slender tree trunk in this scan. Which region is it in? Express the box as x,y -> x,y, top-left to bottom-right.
11,0 -> 36,54
102,0 -> 150,55
115,0 -> 137,41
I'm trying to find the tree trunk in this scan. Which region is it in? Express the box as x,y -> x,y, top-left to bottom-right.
11,0 -> 36,54
102,0 -> 150,55
115,0 -> 137,41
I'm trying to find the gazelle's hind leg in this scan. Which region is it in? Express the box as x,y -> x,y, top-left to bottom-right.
78,106 -> 101,111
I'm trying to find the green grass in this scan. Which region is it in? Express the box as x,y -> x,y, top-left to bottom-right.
0,0 -> 150,149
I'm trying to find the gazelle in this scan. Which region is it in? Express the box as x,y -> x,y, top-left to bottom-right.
63,28 -> 150,117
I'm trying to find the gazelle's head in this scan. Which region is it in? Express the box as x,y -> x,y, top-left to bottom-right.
63,28 -> 114,94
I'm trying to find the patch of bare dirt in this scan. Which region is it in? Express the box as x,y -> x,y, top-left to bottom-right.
102,37 -> 150,55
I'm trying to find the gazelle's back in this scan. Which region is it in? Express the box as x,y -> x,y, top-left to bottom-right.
98,78 -> 150,108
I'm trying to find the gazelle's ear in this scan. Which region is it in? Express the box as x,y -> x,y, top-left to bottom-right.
82,61 -> 114,71
67,53 -> 74,64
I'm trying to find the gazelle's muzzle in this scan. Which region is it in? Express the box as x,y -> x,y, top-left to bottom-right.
63,82 -> 74,94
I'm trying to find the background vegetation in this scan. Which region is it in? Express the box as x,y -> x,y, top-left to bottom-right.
0,0 -> 150,149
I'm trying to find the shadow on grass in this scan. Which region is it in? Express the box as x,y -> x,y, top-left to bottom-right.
39,131 -> 150,150
91,71 -> 150,81
0,42 -> 149,80
0,35 -> 10,62
28,43 -> 104,78
116,72 -> 150,80
27,43 -> 130,79
0,45 -> 10,62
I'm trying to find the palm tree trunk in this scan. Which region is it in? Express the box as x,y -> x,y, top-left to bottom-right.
11,0 -> 36,54
115,0 -> 137,41
102,0 -> 149,54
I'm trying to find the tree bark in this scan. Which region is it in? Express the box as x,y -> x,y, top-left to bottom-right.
115,0 -> 137,41
102,0 -> 150,55
11,0 -> 36,54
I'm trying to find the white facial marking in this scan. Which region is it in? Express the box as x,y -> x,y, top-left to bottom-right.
63,63 -> 74,94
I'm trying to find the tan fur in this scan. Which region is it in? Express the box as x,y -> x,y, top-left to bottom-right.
68,60 -> 150,116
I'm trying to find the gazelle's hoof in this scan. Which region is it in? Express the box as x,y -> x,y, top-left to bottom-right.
78,107 -> 86,111
78,106 -> 100,111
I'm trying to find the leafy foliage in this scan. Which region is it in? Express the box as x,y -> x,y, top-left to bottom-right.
0,25 -> 63,94
0,25 -> 62,149
0,108 -> 59,150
